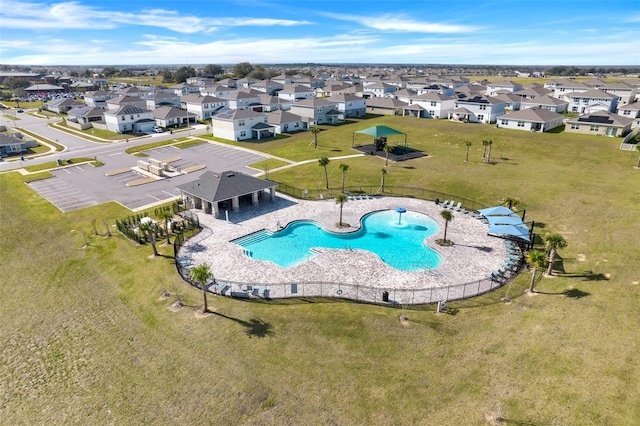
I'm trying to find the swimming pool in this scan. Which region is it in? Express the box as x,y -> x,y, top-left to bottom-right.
232,209 -> 442,271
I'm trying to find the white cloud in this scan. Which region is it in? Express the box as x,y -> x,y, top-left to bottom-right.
323,13 -> 479,33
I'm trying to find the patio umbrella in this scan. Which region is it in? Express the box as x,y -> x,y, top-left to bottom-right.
478,206 -> 516,217
487,215 -> 525,226
488,224 -> 531,242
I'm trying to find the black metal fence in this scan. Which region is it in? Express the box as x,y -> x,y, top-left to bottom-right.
275,183 -> 488,213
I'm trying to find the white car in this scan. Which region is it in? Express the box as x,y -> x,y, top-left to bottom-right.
153,126 -> 163,133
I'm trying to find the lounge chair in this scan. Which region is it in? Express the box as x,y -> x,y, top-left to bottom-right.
448,200 -> 456,209
440,200 -> 449,208
454,202 -> 463,211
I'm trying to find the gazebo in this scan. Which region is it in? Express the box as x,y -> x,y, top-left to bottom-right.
352,125 -> 407,148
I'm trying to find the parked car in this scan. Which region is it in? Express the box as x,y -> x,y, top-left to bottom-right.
17,109 -> 24,113
153,126 -> 163,133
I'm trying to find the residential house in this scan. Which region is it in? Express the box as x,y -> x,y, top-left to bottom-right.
513,86 -> 553,100
315,83 -> 349,98
290,98 -> 343,124
568,89 -> 618,114
409,92 -> 456,119
119,86 -> 142,97
0,133 -> 38,157
270,74 -> 293,85
257,94 -> 285,112
170,83 -> 200,96
106,95 -> 147,111
267,110 -> 307,133
216,78 -> 237,88
363,82 -> 398,98
325,93 -> 366,118
294,76 -> 325,89
181,94 -> 228,120
84,90 -> 115,108
493,93 -> 522,111
211,109 -> 274,141
601,82 -> 637,107
251,80 -> 284,95
390,88 -> 417,104
617,102 -> 640,125
103,105 -> 155,134
553,81 -> 590,99
455,84 -> 487,98
66,106 -> 105,128
153,106 -> 188,128
497,107 -> 564,132
365,97 -> 408,116
222,90 -> 262,111
565,111 -> 633,137
200,85 -> 236,98
486,81 -> 523,96
277,84 -> 315,103
45,98 -> 84,114
432,76 -> 469,89
521,95 -> 569,113
236,77 -> 258,89
415,84 -> 455,96
145,92 -> 182,110
449,95 -> 505,124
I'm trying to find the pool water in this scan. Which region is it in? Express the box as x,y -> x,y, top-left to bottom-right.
232,210 -> 442,271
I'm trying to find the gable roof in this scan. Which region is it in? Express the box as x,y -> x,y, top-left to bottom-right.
291,98 -> 335,108
176,171 -> 277,203
498,107 -> 564,123
569,89 -> 618,99
521,95 -> 568,107
366,97 -> 408,108
213,109 -> 265,121
267,110 -> 304,124
566,110 -> 633,127
153,106 -> 186,120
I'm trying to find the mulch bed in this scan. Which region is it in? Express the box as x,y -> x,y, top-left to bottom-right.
352,144 -> 427,161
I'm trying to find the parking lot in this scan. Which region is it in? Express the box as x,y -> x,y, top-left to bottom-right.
25,142 -> 268,213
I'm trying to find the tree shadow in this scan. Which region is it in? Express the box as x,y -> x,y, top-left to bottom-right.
559,270 -> 609,281
564,288 -> 590,298
183,243 -> 207,253
212,312 -> 273,338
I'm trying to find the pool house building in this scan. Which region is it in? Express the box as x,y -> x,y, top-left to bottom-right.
177,171 -> 278,217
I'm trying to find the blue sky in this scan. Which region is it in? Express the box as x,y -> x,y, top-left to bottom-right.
1,0 -> 638,66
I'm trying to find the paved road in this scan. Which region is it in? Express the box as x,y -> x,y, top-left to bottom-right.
2,108 -> 269,212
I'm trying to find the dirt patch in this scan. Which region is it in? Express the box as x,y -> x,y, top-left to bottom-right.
168,300 -> 184,311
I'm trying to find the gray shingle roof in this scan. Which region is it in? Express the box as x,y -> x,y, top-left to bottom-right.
176,171 -> 277,203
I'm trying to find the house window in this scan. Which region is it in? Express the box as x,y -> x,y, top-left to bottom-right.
623,110 -> 630,115
590,125 -> 599,131
478,114 -> 484,121
240,130 -> 246,137
517,121 -> 525,127
571,123 -> 579,130
239,120 -> 245,126
479,105 -> 487,110
430,101 -> 437,107
501,119 -> 508,125
130,115 -> 134,120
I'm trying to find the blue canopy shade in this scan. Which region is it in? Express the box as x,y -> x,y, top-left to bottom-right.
478,206 -> 516,216
488,224 -> 531,242
395,207 -> 407,213
487,215 -> 525,226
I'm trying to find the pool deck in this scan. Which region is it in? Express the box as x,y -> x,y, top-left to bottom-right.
179,194 -> 514,294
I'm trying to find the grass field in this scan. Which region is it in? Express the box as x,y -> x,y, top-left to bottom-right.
1,115 -> 639,425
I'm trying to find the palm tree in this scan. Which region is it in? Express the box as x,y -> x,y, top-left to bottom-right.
318,156 -> 330,189
544,233 -> 568,276
310,125 -> 320,149
482,140 -> 489,158
336,193 -> 348,226
383,143 -> 393,166
502,196 -> 520,210
156,210 -> 174,244
527,250 -> 546,292
440,209 -> 454,244
486,140 -> 493,163
138,220 -> 159,256
190,263 -> 213,313
339,163 -> 350,192
464,140 -> 472,162
380,168 -> 387,193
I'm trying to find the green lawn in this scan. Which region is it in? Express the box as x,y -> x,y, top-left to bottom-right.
1,116 -> 639,425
